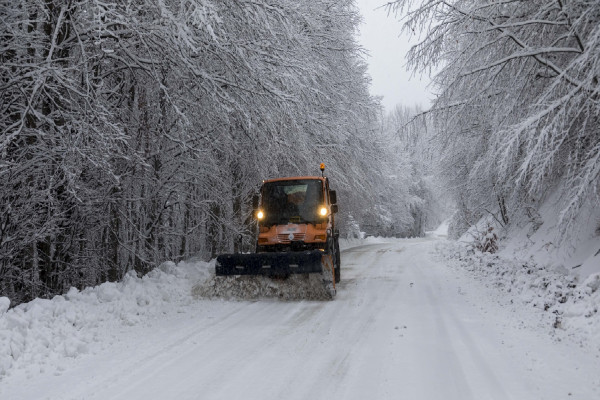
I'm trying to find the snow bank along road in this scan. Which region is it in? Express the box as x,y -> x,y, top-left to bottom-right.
2,237 -> 599,400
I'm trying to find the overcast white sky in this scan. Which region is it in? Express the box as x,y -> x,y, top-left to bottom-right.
356,0 -> 433,112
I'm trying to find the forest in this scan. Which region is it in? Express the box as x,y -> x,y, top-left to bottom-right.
1,0 -> 435,305
389,0 -> 600,243
2,0 -> 599,305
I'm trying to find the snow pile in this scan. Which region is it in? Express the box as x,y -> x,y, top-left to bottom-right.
0,260 -> 211,377
456,189 -> 600,282
339,236 -> 398,251
193,274 -> 334,301
436,241 -> 600,351
500,193 -> 600,281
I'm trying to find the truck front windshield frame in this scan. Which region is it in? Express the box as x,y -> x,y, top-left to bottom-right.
261,180 -> 324,225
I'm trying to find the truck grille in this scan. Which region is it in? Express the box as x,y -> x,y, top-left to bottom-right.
277,233 -> 306,243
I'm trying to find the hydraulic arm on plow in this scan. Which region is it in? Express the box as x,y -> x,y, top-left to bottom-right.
215,164 -> 341,297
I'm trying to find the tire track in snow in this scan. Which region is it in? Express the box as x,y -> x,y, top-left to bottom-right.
403,242 -> 551,399
270,248 -> 388,399
67,301 -> 285,400
82,245 -> 379,400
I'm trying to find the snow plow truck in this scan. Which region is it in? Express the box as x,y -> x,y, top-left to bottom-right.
215,164 -> 340,298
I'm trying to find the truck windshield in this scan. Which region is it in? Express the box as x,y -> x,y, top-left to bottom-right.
261,180 -> 324,224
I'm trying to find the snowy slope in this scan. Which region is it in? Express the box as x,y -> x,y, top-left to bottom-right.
1,236 -> 599,400
437,242 -> 600,350
0,259 -> 213,377
458,190 -> 600,282
502,191 -> 600,281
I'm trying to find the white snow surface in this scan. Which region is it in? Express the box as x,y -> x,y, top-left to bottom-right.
0,260 -> 211,378
459,190 -> 600,281
1,234 -> 599,400
503,195 -> 600,280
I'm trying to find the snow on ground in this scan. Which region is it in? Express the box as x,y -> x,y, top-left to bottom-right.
436,241 -> 600,352
458,189 -> 600,282
339,235 -> 399,251
0,233 -> 599,400
500,195 -> 600,281
441,193 -> 600,351
429,219 -> 450,237
0,259 -> 212,378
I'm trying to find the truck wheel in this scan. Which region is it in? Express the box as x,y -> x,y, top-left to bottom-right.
334,238 -> 340,284
326,236 -> 339,284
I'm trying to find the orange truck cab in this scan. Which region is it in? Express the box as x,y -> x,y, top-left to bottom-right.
256,176 -> 338,253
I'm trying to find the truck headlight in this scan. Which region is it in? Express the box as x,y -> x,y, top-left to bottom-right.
319,206 -> 328,217
256,210 -> 265,220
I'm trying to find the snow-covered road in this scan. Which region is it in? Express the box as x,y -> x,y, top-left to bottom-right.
2,237 -> 599,399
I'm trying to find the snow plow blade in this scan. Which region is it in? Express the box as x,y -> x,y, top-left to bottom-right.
200,251 -> 336,300
216,250 -> 324,277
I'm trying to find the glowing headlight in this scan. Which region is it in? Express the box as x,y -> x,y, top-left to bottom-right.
319,206 -> 328,217
256,210 -> 265,220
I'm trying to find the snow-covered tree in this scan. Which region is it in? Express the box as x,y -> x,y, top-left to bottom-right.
1,0 -> 381,305
389,0 -> 600,240
369,104 -> 449,238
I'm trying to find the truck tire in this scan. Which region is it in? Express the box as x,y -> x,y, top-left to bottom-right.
334,237 -> 341,284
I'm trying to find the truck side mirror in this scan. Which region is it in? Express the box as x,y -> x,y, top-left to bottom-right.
331,204 -> 338,214
329,190 -> 337,205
